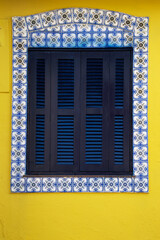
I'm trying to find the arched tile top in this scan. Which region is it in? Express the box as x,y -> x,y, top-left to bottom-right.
12,8 -> 149,36
11,8 -> 149,193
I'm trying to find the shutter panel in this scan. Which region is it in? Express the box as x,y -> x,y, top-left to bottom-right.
50,52 -> 80,173
27,51 -> 51,174
80,52 -> 109,172
109,51 -> 132,173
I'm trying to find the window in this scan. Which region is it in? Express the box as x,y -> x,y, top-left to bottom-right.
27,48 -> 133,176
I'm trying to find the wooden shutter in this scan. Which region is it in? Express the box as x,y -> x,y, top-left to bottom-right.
27,51 -> 51,174
27,49 -> 132,176
80,52 -> 109,172
50,52 -> 80,174
109,51 -> 133,174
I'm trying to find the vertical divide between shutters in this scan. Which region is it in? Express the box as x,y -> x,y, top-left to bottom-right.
27,49 -> 132,175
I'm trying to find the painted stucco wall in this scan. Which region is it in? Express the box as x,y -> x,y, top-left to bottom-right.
0,0 -> 160,239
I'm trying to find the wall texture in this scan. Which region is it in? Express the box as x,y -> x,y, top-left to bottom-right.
0,0 -> 160,239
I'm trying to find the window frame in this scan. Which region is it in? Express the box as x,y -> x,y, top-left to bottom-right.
11,8 -> 149,192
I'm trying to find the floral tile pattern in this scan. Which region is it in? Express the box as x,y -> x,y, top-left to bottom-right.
11,8 -> 149,193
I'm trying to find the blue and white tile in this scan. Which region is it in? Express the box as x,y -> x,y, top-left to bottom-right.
92,25 -> 107,32
123,32 -> 133,47
13,69 -> 27,85
12,85 -> 27,99
108,27 -> 123,32
73,177 -> 88,192
104,11 -> 120,27
62,33 -> 76,47
134,17 -> 149,37
78,33 -> 92,47
46,25 -> 61,32
30,32 -> 46,47
26,178 -> 41,192
13,39 -> 27,53
12,17 -> 27,38
11,162 -> 25,177
57,178 -> 72,192
133,146 -> 148,161
133,100 -> 147,115
12,131 -> 26,145
108,32 -> 123,47
134,177 -> 148,192
13,54 -> 27,69
134,162 -> 148,177
133,69 -> 148,84
11,146 -> 26,161
134,38 -> 148,53
12,100 -> 27,115
120,14 -> 136,31
104,178 -> 119,192
133,115 -> 147,130
11,178 -> 25,192
119,178 -> 133,192
77,24 -> 92,32
133,131 -> 147,145
41,11 -> 57,28
89,9 -> 104,25
62,24 -> 76,32
133,85 -> 147,100
12,115 -> 27,130
93,33 -> 107,47
57,9 -> 72,24
73,8 -> 89,23
42,178 -> 56,192
133,53 -> 148,68
88,178 -> 103,192
26,14 -> 42,30
46,33 -> 61,47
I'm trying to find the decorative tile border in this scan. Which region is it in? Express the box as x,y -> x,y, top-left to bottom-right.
11,8 -> 149,193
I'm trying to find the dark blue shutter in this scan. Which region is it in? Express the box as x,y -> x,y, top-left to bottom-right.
27,49 -> 132,176
80,53 -> 109,172
109,51 -> 132,173
50,52 -> 80,173
27,51 -> 50,174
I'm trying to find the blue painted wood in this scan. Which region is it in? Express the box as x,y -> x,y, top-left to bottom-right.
36,59 -> 45,108
114,116 -> 123,165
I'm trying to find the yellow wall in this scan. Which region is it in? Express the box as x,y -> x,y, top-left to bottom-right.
0,0 -> 160,239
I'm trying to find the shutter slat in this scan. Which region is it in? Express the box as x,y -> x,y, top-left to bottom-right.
35,115 -> 45,165
57,116 -> 74,165
36,59 -> 45,108
115,59 -> 124,109
86,59 -> 103,108
58,59 -> 74,109
85,115 -> 102,165
114,116 -> 124,165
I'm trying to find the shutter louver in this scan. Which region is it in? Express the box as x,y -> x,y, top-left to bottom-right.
85,115 -> 102,164
58,59 -> 74,109
35,115 -> 45,165
86,59 -> 103,108
115,59 -> 124,109
57,115 -> 74,165
114,116 -> 123,165
36,59 -> 45,108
